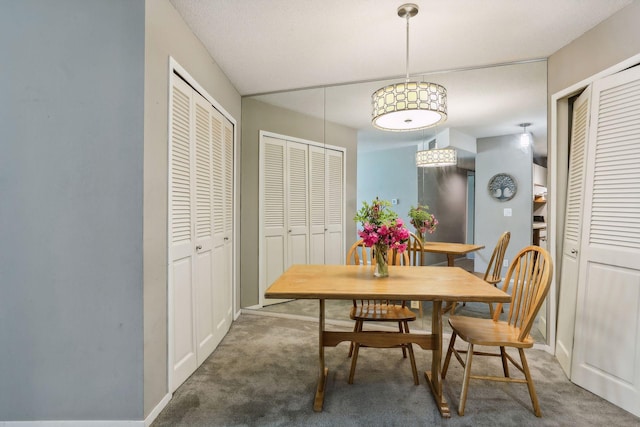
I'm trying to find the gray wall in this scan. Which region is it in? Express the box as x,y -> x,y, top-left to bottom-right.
475,135 -> 533,275
417,165 -> 469,265
144,0 -> 242,417
1,0 -> 144,420
357,147 -> 469,266
241,98 -> 358,307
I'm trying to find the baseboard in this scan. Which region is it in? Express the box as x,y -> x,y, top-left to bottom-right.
145,393 -> 172,427
0,421 -> 144,427
0,394 -> 173,427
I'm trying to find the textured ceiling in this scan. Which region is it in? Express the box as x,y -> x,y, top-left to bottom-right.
170,0 -> 632,157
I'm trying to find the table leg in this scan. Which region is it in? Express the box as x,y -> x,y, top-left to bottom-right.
313,299 -> 328,412
442,254 -> 456,313
446,254 -> 455,266
424,300 -> 451,418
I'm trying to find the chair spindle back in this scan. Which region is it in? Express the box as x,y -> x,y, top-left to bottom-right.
494,245 -> 553,341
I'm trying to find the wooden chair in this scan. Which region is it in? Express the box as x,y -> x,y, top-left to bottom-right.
346,240 -> 419,385
442,246 -> 553,417
406,232 -> 427,317
465,231 -> 510,315
476,231 -> 511,287
407,232 -> 425,266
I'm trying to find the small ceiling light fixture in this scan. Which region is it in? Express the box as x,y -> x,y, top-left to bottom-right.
372,4 -> 447,132
416,138 -> 457,167
519,122 -> 532,148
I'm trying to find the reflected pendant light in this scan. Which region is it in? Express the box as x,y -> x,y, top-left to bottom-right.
372,4 -> 447,132
416,147 -> 457,167
519,122 -> 532,147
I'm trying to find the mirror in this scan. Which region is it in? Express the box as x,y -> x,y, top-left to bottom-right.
246,60 -> 549,344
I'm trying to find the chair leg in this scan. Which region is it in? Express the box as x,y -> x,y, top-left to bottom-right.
398,321 -> 407,358
458,342 -> 474,416
403,321 -> 419,385
348,320 -> 361,357
442,331 -> 457,378
348,341 -> 360,384
519,348 -> 541,417
500,346 -> 510,377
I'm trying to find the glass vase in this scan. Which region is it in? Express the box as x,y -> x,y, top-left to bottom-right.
374,244 -> 389,278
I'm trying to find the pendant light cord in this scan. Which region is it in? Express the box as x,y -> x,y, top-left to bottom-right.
405,13 -> 410,82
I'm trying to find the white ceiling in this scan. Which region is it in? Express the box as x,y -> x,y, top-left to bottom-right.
170,0 -> 632,158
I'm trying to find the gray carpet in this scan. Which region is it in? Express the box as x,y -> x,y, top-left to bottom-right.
152,313 -> 640,426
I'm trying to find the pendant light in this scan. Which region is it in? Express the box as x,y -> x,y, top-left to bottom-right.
519,122 -> 532,147
415,128 -> 457,167
372,3 -> 447,132
416,146 -> 457,167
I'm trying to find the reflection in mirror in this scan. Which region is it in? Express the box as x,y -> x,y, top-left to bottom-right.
247,61 -> 549,345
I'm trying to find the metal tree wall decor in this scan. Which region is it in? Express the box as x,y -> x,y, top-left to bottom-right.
488,173 -> 517,201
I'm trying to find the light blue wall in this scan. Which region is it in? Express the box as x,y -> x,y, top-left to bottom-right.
475,135 -> 533,274
1,0 -> 144,420
356,146 -> 418,241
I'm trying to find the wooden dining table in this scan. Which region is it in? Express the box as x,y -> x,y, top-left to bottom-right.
264,264 -> 510,418
417,241 -> 485,266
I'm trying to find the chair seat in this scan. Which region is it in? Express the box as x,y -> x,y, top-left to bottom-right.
472,271 -> 501,286
350,304 -> 416,322
448,315 -> 534,348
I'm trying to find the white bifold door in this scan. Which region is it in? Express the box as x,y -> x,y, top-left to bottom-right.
260,134 -> 345,306
569,65 -> 640,417
556,87 -> 591,374
169,75 -> 234,391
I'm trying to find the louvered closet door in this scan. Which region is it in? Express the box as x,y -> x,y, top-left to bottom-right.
556,87 -> 591,376
325,149 -> 344,265
572,65 -> 640,417
309,145 -> 326,264
169,77 -> 198,389
211,111 -> 233,346
286,141 -> 309,267
193,94 -> 217,364
261,136 -> 288,305
222,117 -> 234,322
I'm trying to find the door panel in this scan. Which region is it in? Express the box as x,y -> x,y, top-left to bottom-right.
261,137 -> 287,305
193,95 -> 216,364
195,250 -> 214,356
572,66 -> 640,417
171,258 -> 195,385
265,235 -> 286,286
221,117 -> 234,326
286,141 -> 309,268
211,114 -> 233,342
582,263 -> 639,381
325,149 -> 344,265
169,77 -> 197,390
556,87 -> 590,375
309,146 -> 326,264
